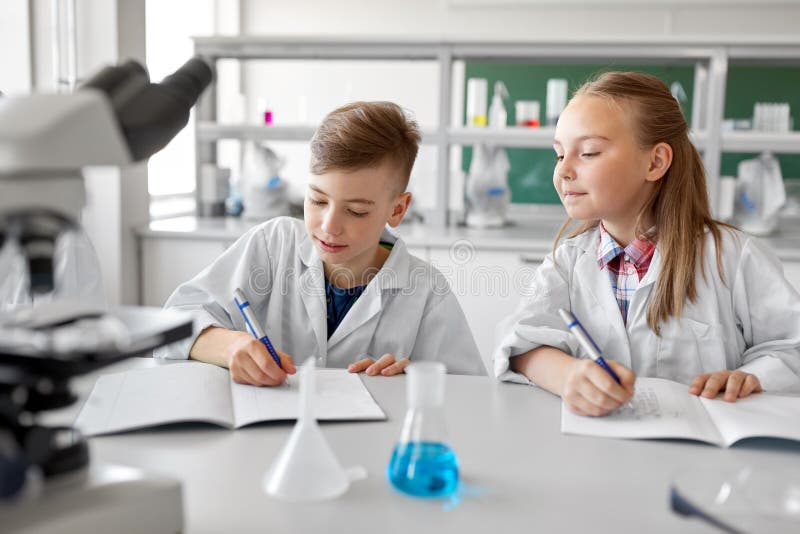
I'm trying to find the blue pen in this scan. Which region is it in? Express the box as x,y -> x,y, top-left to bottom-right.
234,288 -> 282,370
558,308 -> 621,384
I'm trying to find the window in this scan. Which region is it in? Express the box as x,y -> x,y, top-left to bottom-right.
145,0 -> 215,200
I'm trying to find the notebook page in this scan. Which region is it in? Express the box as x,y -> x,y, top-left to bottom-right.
75,362 -> 235,436
561,377 -> 723,445
700,393 -> 800,447
231,368 -> 385,427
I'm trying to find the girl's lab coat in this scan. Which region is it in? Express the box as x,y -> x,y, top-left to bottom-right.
493,226 -> 800,392
155,217 -> 485,376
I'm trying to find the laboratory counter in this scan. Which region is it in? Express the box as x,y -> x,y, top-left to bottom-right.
35,358 -> 800,533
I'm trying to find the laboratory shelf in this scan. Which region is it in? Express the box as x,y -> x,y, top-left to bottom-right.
193,36 -> 442,60
721,131 -> 800,154
448,126 -> 556,148
447,127 -> 709,150
193,36 -> 800,226
196,123 -> 317,142
196,122 -> 441,144
689,130 -> 708,150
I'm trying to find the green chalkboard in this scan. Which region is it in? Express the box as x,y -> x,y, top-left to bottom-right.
462,63 -> 799,204
720,66 -> 800,178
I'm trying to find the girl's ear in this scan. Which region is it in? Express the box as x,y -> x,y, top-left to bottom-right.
647,142 -> 673,182
387,191 -> 412,227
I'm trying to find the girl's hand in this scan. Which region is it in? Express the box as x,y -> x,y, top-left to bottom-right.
689,370 -> 762,402
226,332 -> 296,386
348,353 -> 409,376
562,359 -> 635,417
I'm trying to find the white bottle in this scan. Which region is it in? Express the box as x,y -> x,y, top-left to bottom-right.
240,141 -> 290,221
546,78 -> 568,126
466,78 -> 488,127
466,143 -> 510,228
488,81 -> 509,129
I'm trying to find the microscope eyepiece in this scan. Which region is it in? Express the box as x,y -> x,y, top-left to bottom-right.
159,57 -> 213,104
85,57 -> 213,161
81,60 -> 149,100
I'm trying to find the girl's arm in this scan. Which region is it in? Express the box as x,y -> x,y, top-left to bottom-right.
733,236 -> 800,392
512,345 -> 635,417
493,251 -> 572,384
510,346 -> 574,395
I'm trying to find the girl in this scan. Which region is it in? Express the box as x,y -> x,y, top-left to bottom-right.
493,71 -> 800,416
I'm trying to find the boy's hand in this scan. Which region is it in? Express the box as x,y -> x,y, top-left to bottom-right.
226,332 -> 296,386
562,359 -> 635,417
689,370 -> 762,402
348,353 -> 409,376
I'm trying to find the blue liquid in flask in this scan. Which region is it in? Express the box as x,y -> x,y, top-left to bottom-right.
387,441 -> 459,497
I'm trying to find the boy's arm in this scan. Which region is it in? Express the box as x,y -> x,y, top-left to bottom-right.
154,223 -> 274,360
189,326 -> 242,367
190,326 -> 295,385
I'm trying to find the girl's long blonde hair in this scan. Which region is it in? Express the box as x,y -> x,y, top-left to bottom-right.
555,71 -> 732,335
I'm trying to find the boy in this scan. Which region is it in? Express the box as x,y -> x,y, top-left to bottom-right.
155,101 -> 485,385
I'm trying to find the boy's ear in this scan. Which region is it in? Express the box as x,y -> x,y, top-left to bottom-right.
386,191 -> 412,228
647,142 -> 673,182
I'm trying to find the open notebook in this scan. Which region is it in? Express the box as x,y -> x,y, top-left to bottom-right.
75,362 -> 386,436
561,377 -> 800,447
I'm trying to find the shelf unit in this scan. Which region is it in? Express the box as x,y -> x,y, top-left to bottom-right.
193,36 -> 800,227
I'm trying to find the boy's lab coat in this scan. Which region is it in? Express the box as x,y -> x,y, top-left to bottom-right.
155,217 -> 485,376
493,226 -> 800,392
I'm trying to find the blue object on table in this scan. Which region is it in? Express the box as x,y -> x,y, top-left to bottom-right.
558,308 -> 621,384
387,442 -> 459,498
670,487 -> 742,533
233,288 -> 282,370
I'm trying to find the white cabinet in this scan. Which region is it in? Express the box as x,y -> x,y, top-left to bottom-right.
429,247 -> 544,369
140,238 -> 228,306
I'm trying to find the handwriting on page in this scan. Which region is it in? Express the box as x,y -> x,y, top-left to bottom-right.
612,387 -> 681,420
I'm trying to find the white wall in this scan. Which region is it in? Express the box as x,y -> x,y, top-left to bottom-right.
242,0 -> 800,38
0,0 -> 32,94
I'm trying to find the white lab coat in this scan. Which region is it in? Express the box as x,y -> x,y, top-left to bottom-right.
493,226 -> 800,392
155,217 -> 485,376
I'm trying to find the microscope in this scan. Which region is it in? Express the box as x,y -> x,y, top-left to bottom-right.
0,56 -> 212,532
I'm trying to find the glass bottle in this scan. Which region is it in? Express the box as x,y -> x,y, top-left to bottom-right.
387,362 -> 459,497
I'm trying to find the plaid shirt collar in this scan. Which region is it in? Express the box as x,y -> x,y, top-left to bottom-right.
596,222 -> 656,272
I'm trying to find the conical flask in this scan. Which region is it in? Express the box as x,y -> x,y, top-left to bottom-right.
387,362 -> 459,497
262,359 -> 352,501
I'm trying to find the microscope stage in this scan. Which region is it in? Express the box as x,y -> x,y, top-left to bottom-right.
0,463 -> 183,534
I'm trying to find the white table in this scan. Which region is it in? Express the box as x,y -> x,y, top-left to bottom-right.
43,358 -> 800,533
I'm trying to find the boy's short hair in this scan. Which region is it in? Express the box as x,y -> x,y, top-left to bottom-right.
310,101 -> 421,192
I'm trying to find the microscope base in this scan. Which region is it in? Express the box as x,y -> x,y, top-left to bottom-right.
1,463 -> 183,534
